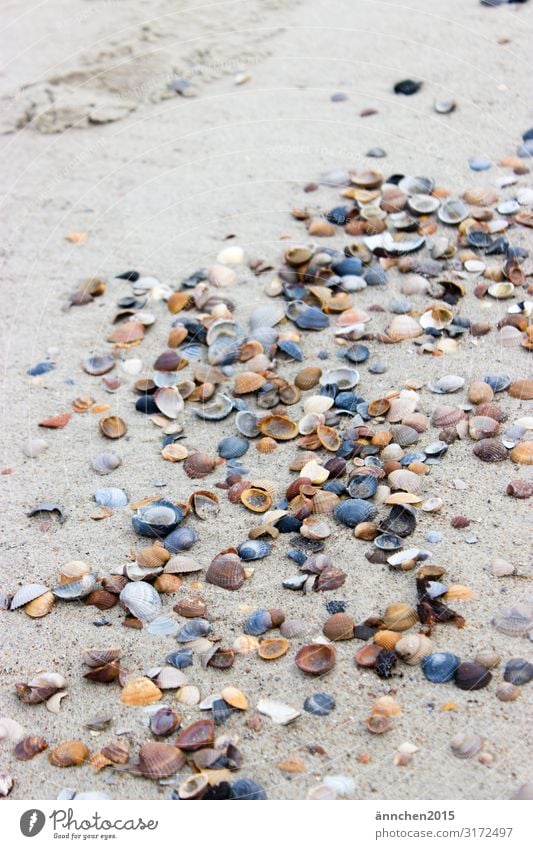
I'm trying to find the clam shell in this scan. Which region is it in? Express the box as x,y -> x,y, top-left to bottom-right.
469,416 -> 500,440
450,731 -> 484,759
382,602 -> 418,631
183,452 -> 217,478
99,416 -> 127,439
295,643 -> 336,675
258,638 -> 290,660
81,648 -> 121,668
91,451 -> 121,475
322,613 -> 355,641
511,441 -> 533,465
150,707 -> 181,737
206,551 -> 245,590
240,487 -> 272,513
49,741 -> 89,768
496,682 -> 521,702
94,487 -> 128,508
295,367 -> 322,390
53,573 -> 99,600
83,355 -> 115,376
11,583 -> 49,610
175,719 -> 214,751
177,618 -> 211,642
454,661 -> 492,690
135,742 -> 185,778
388,469 -> 421,494
119,581 -> 161,623
473,439 -> 508,463
258,414 -> 298,440
387,315 -> 423,341
14,735 -> 49,761
421,652 -> 460,683
280,618 -> 313,639
503,658 -> 533,686
120,677 -> 163,706
193,393 -> 234,421
334,498 -> 377,527
235,410 -> 260,437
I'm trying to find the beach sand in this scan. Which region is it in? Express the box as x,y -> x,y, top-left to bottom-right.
0,0 -> 532,800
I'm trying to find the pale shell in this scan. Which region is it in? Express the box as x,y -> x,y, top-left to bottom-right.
119,581 -> 161,623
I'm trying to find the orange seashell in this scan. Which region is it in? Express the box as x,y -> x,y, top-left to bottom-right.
508,379 -> 533,401
354,521 -> 378,540
510,441 -> 533,465
205,550 -> 245,590
354,643 -> 383,667
167,292 -> 191,314
220,686 -> 248,710
136,542 -> 171,569
38,412 -> 72,429
368,398 -> 391,417
84,589 -> 118,611
323,612 -> 355,641
382,602 -> 418,631
366,714 -> 393,734
84,660 -> 121,683
317,424 -> 341,452
374,630 -> 401,651
153,574 -> 183,594
72,395 -> 95,412
108,321 -> 145,344
258,414 -> 298,440
295,643 -> 336,675
99,416 -> 127,439
233,372 -> 266,395
161,444 -> 189,462
295,367 -> 322,390
258,638 -> 290,660
240,487 -> 272,513
173,596 -> 207,618
371,696 -> 401,717
120,677 -> 163,706
256,437 -> 278,453
49,741 -> 89,767
168,326 -> 188,348
24,591 -> 55,618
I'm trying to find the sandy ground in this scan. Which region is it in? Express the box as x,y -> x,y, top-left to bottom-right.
0,0 -> 532,800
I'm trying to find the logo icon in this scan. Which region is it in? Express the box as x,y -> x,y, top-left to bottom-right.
20,810 -> 46,837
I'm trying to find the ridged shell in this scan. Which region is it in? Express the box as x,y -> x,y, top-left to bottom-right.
431,405 -> 465,428
119,581 -> 161,623
473,439 -> 508,463
183,452 -> 217,478
388,469 -> 421,494
120,677 -> 163,706
421,652 -> 460,683
387,315 -> 423,341
258,415 -> 298,440
334,498 -> 377,527
205,551 -> 245,590
323,613 -> 355,641
14,736 -> 49,761
10,583 -> 50,610
175,719 -> 215,751
136,543 -> 171,569
373,630 -> 401,651
174,597 -> 207,618
136,742 -> 185,778
233,372 -> 266,395
492,604 -> 533,637
52,573 -> 99,600
382,602 -> 418,631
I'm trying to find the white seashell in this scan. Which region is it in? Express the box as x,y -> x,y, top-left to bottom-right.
257,699 -> 300,725
450,730 -> 484,759
0,717 -> 24,742
420,496 -> 443,512
427,375 -> 465,394
94,487 -> 128,508
154,387 -> 184,419
22,438 -> 48,458
121,358 -> 143,375
515,417 -> 533,431
388,469 -> 421,494
323,775 -> 355,796
300,460 -> 329,485
208,264 -> 237,287
146,616 -> 180,636
303,395 -> 334,414
10,584 -> 49,610
298,413 -> 325,435
46,691 -> 68,714
91,452 -> 121,475
176,685 -> 201,706
216,246 -> 245,265
249,304 -> 285,329
517,188 -> 533,206
154,667 -> 188,689
119,581 -> 161,623
319,367 -> 359,389
387,548 -> 425,566
28,672 -> 66,690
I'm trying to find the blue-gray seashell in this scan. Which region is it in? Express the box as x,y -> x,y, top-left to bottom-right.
334,498 -> 378,527
421,652 -> 460,683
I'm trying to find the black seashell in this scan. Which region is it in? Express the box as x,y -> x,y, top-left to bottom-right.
286,549 -> 307,566
454,661 -> 492,691
136,395 -> 159,414
380,504 -> 416,537
503,658 -> 533,686
303,692 -> 336,716
277,515 -> 302,533
231,779 -> 268,800
115,270 -> 139,281
394,79 -> 422,95
212,699 -> 233,726
132,501 -> 184,538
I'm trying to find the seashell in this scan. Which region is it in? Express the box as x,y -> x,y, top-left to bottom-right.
100,741 -> 129,766
52,573 -> 99,600
387,395 -> 418,422
388,469 -> 421,494
374,630 -> 401,651
240,487 -> 272,513
119,581 -> 161,623
421,652 -> 460,683
303,395 -> 334,415
136,542 -> 171,569
386,315 -> 423,341
153,667 -> 188,689
257,698 -> 301,726
175,719 -> 215,751
469,416 -> 500,440
473,439 -> 508,463
316,424 -> 341,452
366,714 -> 393,734
99,416 -> 127,439
300,517 -> 331,540
444,584 -> 474,601
295,643 -> 336,675
244,609 -> 276,636
454,661 -> 492,690
120,677 -> 163,706
390,425 -> 419,447
320,367 -> 360,390
206,550 -> 245,590
468,380 -> 494,405
22,437 -> 48,458
450,731 -> 484,759
475,403 -> 507,423
334,498 -> 377,527
511,442 -> 533,465
300,460 -> 329,485
166,649 -> 193,669
382,602 -> 418,631
506,480 -> 533,499
135,742 -> 185,778
235,410 -> 260,438
508,379 -> 533,401
354,643 -> 383,667
177,618 -> 211,642
303,692 -> 335,716
0,773 -> 13,797
233,371 -> 266,395
153,350 -> 188,372
0,718 -> 24,742
295,366 -> 322,390
371,696 -> 402,718
194,393 -> 234,421
218,436 -> 248,460
503,658 -> 533,686
83,355 -> 115,376
164,554 -> 202,574
94,487 -> 128,508
312,490 -> 340,514
238,540 -> 272,561
183,452 -> 217,479
474,650 -> 500,669
258,414 -> 298,440
280,618 -> 312,639
150,707 -> 181,737
153,387 -> 184,419
174,597 -> 207,619
82,648 -> 121,668
230,779 -> 267,800
91,451 -> 121,475
11,583 -> 50,610
496,682 -> 521,702
258,638 -> 290,660
164,527 -> 198,553
83,660 -> 120,683
323,613 -> 355,641
132,500 -> 184,537
14,735 -> 49,761
438,199 -> 468,225
49,741 -> 89,768
108,320 -> 145,344
428,374 -> 464,394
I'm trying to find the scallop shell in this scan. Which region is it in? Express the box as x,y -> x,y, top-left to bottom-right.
323,613 -> 355,641
48,741 -> 89,768
10,584 -> 50,610
119,581 -> 161,623
469,416 -> 500,440
431,405 -> 465,427
382,602 -> 418,631
492,604 -> 533,637
135,742 -> 185,778
473,439 -> 508,463
164,554 -> 203,574
205,551 -> 245,590
120,677 -> 163,706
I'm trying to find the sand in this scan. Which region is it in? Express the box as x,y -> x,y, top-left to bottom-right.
0,0 -> 532,800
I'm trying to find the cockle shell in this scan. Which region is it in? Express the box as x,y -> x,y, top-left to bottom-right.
134,742 -> 185,778
395,634 -> 432,665
386,315 -> 423,341
120,677 -> 163,706
205,551 -> 245,590
119,581 -> 161,623
382,602 -> 418,631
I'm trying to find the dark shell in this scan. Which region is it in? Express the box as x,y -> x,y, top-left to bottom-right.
231,779 -> 268,800
473,439 -> 508,463
150,707 -> 181,737
176,618 -> 212,642
166,649 -> 193,669
217,436 -> 249,460
164,527 -> 198,553
380,504 -> 416,537
303,692 -> 336,716
206,647 -> 235,670
421,652 -> 460,683
132,501 -> 184,538
14,736 -> 49,761
244,609 -> 274,636
483,374 -> 511,393
334,498 -> 377,527
135,742 -> 185,778
503,658 -> 533,686
175,719 -> 215,751
205,551 -> 245,590
454,661 -> 492,691
347,473 -> 378,499
237,540 -> 273,561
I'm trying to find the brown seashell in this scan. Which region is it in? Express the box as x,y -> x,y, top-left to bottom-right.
167,292 -> 191,313
183,452 -> 217,479
168,326 -> 188,348
84,589 -> 117,610
366,714 -> 393,734
295,643 -> 336,675
507,379 -> 533,401
354,643 -> 384,667
14,736 -> 48,761
120,677 -> 163,706
463,187 -> 498,206
475,649 -> 501,669
258,414 -> 298,440
256,437 -> 278,453
469,416 -> 499,440
108,321 -> 145,344
368,398 -> 391,417
136,542 -> 171,569
316,424 -> 341,452
510,441 -> 533,465
316,564 -> 346,592
206,551 -> 245,590
233,371 -> 266,395
323,613 -> 355,641
258,638 -> 290,660
496,682 -> 521,702
82,648 -> 121,667
240,487 -> 272,513
206,647 -> 235,670
382,602 -> 418,631
227,480 -> 253,503
136,742 -> 185,778
295,367 -> 322,390
173,596 -> 207,618
99,416 -> 127,439
153,574 -> 183,594
84,661 -> 121,683
473,439 -> 508,463
149,707 -> 181,737
475,403 -> 507,422
154,350 -> 188,372
468,380 -> 494,405
161,444 -> 189,462
189,490 -> 219,521
431,405 -> 465,428
374,630 -> 401,651
312,490 -> 340,514
308,218 -> 336,237
24,591 -> 55,618
354,521 -> 378,540
175,719 -> 215,751
49,740 -> 89,768
99,741 -> 129,765
506,479 -> 533,499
